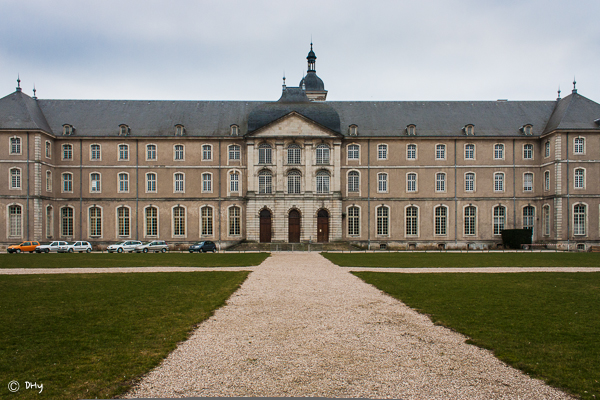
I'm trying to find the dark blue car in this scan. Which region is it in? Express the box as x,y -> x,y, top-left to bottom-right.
189,241 -> 217,253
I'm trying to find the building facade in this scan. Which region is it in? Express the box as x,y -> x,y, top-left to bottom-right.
2,47 -> 600,250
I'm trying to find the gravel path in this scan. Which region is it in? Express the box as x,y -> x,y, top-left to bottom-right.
124,252 -> 574,399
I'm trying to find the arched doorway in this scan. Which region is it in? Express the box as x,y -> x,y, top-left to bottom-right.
317,209 -> 329,243
260,209 -> 271,243
288,209 -> 301,243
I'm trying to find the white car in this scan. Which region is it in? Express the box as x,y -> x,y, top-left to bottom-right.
107,240 -> 143,253
35,241 -> 69,253
58,241 -> 93,253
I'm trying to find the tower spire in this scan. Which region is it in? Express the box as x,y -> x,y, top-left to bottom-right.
572,77 -> 577,94
306,42 -> 316,73
557,85 -> 561,100
33,84 -> 37,100
16,75 -> 21,92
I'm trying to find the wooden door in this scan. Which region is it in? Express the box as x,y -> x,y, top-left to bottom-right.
288,209 -> 301,243
260,209 -> 271,243
317,209 -> 329,243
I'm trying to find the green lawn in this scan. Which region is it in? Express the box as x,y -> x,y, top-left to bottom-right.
0,252 -> 269,269
0,272 -> 249,399
323,251 -> 600,268
353,272 -> 600,400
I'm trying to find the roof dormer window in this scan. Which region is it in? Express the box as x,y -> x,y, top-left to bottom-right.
521,124 -> 533,135
463,124 -> 475,135
349,125 -> 358,136
119,124 -> 130,136
175,124 -> 185,136
230,125 -> 239,136
63,124 -> 74,136
406,125 -> 416,136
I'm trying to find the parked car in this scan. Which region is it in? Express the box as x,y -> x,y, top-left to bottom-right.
58,241 -> 92,253
188,241 -> 217,253
107,240 -> 143,253
135,240 -> 169,253
7,241 -> 41,253
35,241 -> 69,253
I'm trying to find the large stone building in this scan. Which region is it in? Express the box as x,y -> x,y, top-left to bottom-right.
2,46 -> 600,250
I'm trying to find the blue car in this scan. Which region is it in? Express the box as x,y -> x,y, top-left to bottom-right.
188,241 -> 217,253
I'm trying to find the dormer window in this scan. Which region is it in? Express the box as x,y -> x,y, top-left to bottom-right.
119,125 -> 130,136
63,124 -> 74,136
230,125 -> 239,136
406,125 -> 416,135
175,125 -> 185,136
521,124 -> 533,135
349,125 -> 358,136
463,124 -> 475,135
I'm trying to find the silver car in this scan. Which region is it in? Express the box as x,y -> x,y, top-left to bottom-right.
58,241 -> 92,253
36,241 -> 69,253
107,240 -> 143,253
135,240 -> 169,253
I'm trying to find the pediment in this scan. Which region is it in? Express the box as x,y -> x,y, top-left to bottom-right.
247,112 -> 342,138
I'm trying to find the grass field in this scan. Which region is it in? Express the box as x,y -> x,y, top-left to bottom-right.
353,272 -> 600,400
0,271 -> 249,400
323,251 -> 600,268
0,252 -> 269,269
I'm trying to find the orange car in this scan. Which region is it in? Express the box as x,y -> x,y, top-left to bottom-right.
7,241 -> 40,253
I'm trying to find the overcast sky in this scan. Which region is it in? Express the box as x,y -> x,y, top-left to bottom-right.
1,0 -> 599,102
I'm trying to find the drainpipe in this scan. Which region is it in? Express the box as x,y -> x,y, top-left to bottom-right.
454,138 -> 457,245
26,132 -> 30,239
512,139 -> 516,228
367,139 -> 371,250
566,132 -> 570,250
79,139 -> 83,240
136,139 -> 139,241
218,140 -> 222,251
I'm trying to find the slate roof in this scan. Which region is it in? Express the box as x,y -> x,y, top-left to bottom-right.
1,89 -> 599,138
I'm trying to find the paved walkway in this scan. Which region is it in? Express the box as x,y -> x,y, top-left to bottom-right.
124,253 -> 574,399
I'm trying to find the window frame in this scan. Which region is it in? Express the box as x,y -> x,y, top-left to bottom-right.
146,172 -> 157,193
88,206 -> 103,238
407,144 -> 417,160
9,167 -> 21,190
377,144 -> 388,160
435,144 -> 446,160
316,170 -> 330,194
118,144 -> 129,161
258,170 -> 272,194
228,144 -> 241,161
202,144 -> 212,161
62,144 -> 73,160
228,205 -> 241,236
347,170 -> 360,193
464,143 -> 475,160
287,170 -> 302,194
405,205 -> 419,237
174,144 -> 185,161
62,172 -> 73,193
434,205 -> 448,236
316,144 -> 330,165
90,144 -> 101,161
574,168 -> 585,189
376,205 -> 390,236
347,205 -> 360,237
144,206 -> 159,238
523,144 -> 533,160
493,205 -> 506,235
494,172 -> 505,192
146,144 -> 157,161
201,172 -> 212,193
174,172 -> 185,193
464,172 -> 475,192
9,136 -> 22,155
287,144 -> 301,165
117,172 -> 129,193
463,205 -> 477,236
347,144 -> 360,161
494,143 -> 505,160
200,205 -> 214,236
573,203 -> 587,236
377,172 -> 388,193
574,137 -> 585,155
116,206 -> 131,238
435,172 -> 446,193
258,143 -> 272,165
90,172 -> 101,193
523,172 -> 534,192
172,205 -> 186,238
406,172 -> 417,193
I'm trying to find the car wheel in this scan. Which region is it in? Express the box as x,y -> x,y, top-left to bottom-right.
161,248 -> 167,253
86,248 -> 91,253
46,249 -> 50,253
117,248 -> 123,253
213,249 -> 217,253
68,248 -> 74,253
16,249 -> 21,254
143,248 -> 148,253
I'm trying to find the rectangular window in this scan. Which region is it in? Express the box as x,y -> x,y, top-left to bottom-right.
493,206 -> 505,235
545,141 -> 550,158
10,169 -> 21,189
464,144 -> 474,160
119,144 -> 128,160
147,173 -> 156,192
316,173 -> 330,194
406,207 -> 418,236
465,173 -> 474,192
61,207 -> 73,237
91,173 -> 101,193
544,171 -> 550,191
147,144 -> 157,160
407,144 -> 416,160
62,173 -> 73,192
348,145 -> 359,160
173,207 -> 185,236
10,137 -> 21,154
316,146 -> 330,164
229,207 -> 241,236
573,204 -> 586,235
287,172 -> 301,194
230,172 -> 239,192
202,173 -> 212,192
118,173 -> 129,192
146,207 -> 158,236
435,144 -> 445,160
258,146 -> 272,164
377,144 -> 388,160
464,206 -> 476,235
435,207 -> 447,235
229,145 -> 241,160
523,206 -> 535,231
259,173 -> 272,194
91,144 -> 101,160
523,173 -> 533,192
574,138 -> 584,155
348,207 -> 360,236
46,207 -> 53,238
201,207 -> 213,235
175,173 -> 185,192
287,146 -> 301,164
376,207 -> 389,236
543,206 -> 550,236
46,171 -> 52,192
202,145 -> 212,160
63,144 -> 73,160
494,144 -> 504,159
45,141 -> 51,158
574,169 -> 585,189
89,207 -> 102,237
378,173 -> 387,193
174,145 -> 184,160
348,172 -> 359,193
118,207 -> 130,237
9,205 -> 22,237
435,173 -> 446,192
523,144 -> 533,159
407,173 -> 417,192
494,173 -> 504,192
